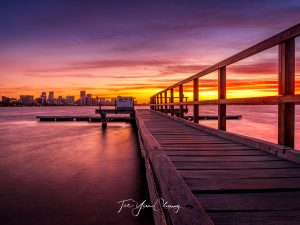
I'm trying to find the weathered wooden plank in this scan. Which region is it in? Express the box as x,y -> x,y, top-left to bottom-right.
159,140 -> 234,145
157,138 -> 223,142
154,134 -> 213,137
157,138 -> 231,142
195,191 -> 300,211
161,143 -> 252,147
173,161 -> 300,170
208,210 -> 300,225
163,146 -> 267,151
165,150 -> 267,156
169,155 -> 281,162
185,177 -> 300,191
179,168 -> 300,179
279,149 -> 300,164
152,131 -> 224,136
137,131 -> 167,225
155,136 -> 217,139
150,130 -> 194,133
151,133 -> 194,135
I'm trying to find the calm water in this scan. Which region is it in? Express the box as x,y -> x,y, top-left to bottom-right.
0,107 -> 154,225
1,106 -> 300,225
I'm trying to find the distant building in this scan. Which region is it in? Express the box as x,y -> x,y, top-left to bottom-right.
9,98 -> 17,105
116,96 -> 134,110
86,94 -> 92,105
20,95 -> 34,105
100,98 -> 106,105
93,97 -> 99,105
1,96 -> 10,105
41,92 -> 47,104
111,98 -> 116,105
80,91 -> 86,106
57,96 -> 64,105
66,96 -> 75,105
48,91 -> 54,104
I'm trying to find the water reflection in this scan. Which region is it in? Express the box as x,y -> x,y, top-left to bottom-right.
0,107 -> 154,225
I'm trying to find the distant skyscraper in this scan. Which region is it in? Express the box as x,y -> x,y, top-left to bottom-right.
66,96 -> 75,105
57,96 -> 64,105
100,98 -> 106,105
20,95 -> 34,105
1,96 -> 10,104
86,94 -> 92,105
41,92 -> 47,104
48,91 -> 54,104
93,97 -> 99,105
80,91 -> 86,106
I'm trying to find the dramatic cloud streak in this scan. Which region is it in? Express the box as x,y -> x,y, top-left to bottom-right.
0,0 -> 300,102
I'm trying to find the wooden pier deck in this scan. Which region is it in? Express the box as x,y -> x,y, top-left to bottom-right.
136,109 -> 300,225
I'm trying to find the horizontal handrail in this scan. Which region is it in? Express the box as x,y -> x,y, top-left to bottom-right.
151,23 -> 300,96
150,23 -> 300,149
151,95 -> 300,105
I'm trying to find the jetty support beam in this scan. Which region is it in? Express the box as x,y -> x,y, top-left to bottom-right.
278,38 -> 295,148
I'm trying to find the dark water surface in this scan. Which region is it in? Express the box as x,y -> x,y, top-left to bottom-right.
0,107 -> 154,225
1,105 -> 300,225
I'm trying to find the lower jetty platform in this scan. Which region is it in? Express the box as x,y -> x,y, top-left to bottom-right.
136,109 -> 300,225
36,115 -> 134,122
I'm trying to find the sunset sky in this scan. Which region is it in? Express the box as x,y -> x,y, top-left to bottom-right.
0,0 -> 300,103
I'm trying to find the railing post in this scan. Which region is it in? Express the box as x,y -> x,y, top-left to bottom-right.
170,88 -> 174,116
152,97 -> 155,110
218,66 -> 226,130
164,92 -> 168,114
193,78 -> 199,123
179,84 -> 184,118
278,38 -> 295,148
159,93 -> 163,112
155,95 -> 158,111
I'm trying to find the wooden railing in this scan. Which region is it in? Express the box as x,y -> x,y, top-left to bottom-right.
150,23 -> 300,149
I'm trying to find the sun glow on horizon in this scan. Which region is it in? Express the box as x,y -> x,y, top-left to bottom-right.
1,1 -> 300,103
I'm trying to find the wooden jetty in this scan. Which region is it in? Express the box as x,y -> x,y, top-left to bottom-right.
96,96 -> 135,127
137,23 -> 300,225
136,109 -> 300,225
36,115 -> 134,122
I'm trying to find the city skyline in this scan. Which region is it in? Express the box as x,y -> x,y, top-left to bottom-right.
0,90 -> 126,106
1,1 -> 300,103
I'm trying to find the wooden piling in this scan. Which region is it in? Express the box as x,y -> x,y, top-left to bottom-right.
101,113 -> 107,128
